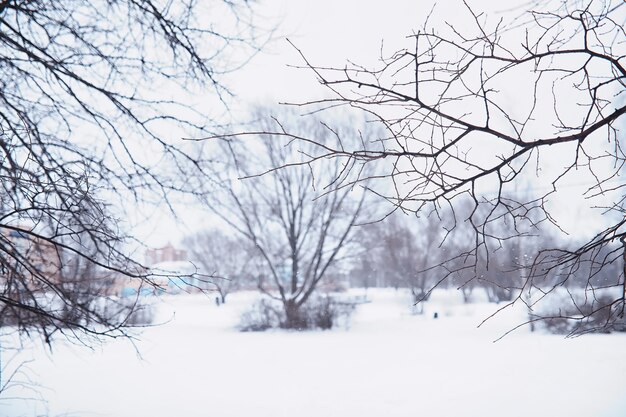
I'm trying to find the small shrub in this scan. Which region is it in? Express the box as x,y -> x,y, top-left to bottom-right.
300,295 -> 355,330
238,298 -> 283,332
238,294 -> 356,332
100,297 -> 155,327
124,303 -> 155,326
0,294 -> 155,333
532,290 -> 626,335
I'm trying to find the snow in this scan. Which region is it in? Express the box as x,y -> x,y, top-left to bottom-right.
2,289 -> 625,417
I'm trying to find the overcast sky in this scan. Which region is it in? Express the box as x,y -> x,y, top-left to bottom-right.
139,0 -> 603,251
141,0 -> 449,248
224,0 -> 531,109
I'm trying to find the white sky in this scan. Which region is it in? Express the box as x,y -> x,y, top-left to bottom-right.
226,0 -> 527,108
138,0 -> 617,250
139,0 -> 447,248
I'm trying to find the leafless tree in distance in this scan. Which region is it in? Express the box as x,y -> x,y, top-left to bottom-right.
0,0 -> 268,345
201,110 -> 368,329
241,0 -> 626,334
183,228 -> 258,304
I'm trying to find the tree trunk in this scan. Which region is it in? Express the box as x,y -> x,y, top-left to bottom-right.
461,287 -> 473,304
283,299 -> 305,329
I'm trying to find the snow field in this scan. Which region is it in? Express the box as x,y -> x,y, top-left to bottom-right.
2,288 -> 626,417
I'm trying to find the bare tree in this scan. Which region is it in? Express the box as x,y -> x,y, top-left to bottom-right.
350,214 -> 436,314
183,229 -> 257,304
351,215 -> 420,287
0,0 -> 267,343
259,0 -> 626,333
202,111 -> 368,329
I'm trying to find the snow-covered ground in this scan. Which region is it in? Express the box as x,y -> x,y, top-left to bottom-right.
2,289 -> 626,417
